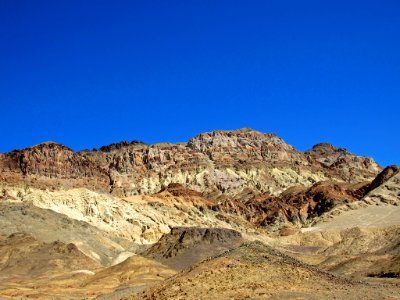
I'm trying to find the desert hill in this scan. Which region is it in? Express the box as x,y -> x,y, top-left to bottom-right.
143,227 -> 244,270
133,241 -> 400,300
82,255 -> 176,300
0,202 -> 136,266
0,233 -> 101,299
0,232 -> 99,277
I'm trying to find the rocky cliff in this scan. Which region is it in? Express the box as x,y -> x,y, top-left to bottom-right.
0,142 -> 110,192
0,129 -> 381,197
305,142 -> 381,180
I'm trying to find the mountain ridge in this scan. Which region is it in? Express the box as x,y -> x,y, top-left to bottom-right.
0,128 -> 383,198
0,129 -> 399,299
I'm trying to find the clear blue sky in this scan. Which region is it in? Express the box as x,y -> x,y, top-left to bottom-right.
1,1 -> 399,166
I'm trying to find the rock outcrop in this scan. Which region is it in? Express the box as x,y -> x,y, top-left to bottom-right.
232,165 -> 399,228
0,142 -> 110,192
305,143 -> 381,181
363,165 -> 400,206
0,184 -> 252,248
143,227 -> 244,270
214,181 -> 366,229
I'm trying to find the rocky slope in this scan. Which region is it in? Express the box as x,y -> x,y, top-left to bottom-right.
132,241 -> 400,300
230,165 -> 400,229
307,165 -> 400,226
0,202 -> 136,266
143,227 -> 244,270
0,129 -> 381,197
363,165 -> 400,205
214,180 -> 366,229
305,142 -> 381,180
83,255 -> 176,300
276,224 -> 400,283
0,232 -> 175,300
0,232 -> 100,277
0,183 -> 256,253
0,163 -> 395,258
0,232 -> 101,299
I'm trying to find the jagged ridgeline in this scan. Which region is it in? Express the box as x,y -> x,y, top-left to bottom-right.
0,128 -> 381,196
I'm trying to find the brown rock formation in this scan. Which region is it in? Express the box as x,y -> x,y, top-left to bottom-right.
142,227 -> 244,270
0,142 -> 110,191
218,166 -> 399,229
305,142 -> 381,181
0,129 -> 382,197
213,181 -> 365,228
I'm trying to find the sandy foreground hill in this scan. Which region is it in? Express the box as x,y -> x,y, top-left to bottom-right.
132,241 -> 400,300
0,129 -> 399,299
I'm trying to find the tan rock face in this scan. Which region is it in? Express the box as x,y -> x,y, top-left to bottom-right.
0,129 -> 382,198
362,165 -> 399,194
186,128 -> 306,166
0,232 -> 175,300
0,201 -> 136,266
363,166 -> 400,205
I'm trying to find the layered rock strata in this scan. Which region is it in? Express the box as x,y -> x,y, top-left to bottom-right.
0,129 -> 381,197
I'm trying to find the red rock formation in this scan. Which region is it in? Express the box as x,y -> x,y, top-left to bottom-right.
214,181 -> 368,228
0,142 -> 110,191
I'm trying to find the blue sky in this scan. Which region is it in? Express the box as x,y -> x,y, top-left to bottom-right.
0,0 -> 399,166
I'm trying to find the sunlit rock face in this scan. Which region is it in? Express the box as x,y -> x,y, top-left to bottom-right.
0,128 -> 381,197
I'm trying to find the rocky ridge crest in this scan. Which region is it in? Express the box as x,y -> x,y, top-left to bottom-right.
0,129 -> 382,197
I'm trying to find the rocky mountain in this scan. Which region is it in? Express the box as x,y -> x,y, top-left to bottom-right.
0,128 -> 398,299
0,129 -> 381,197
